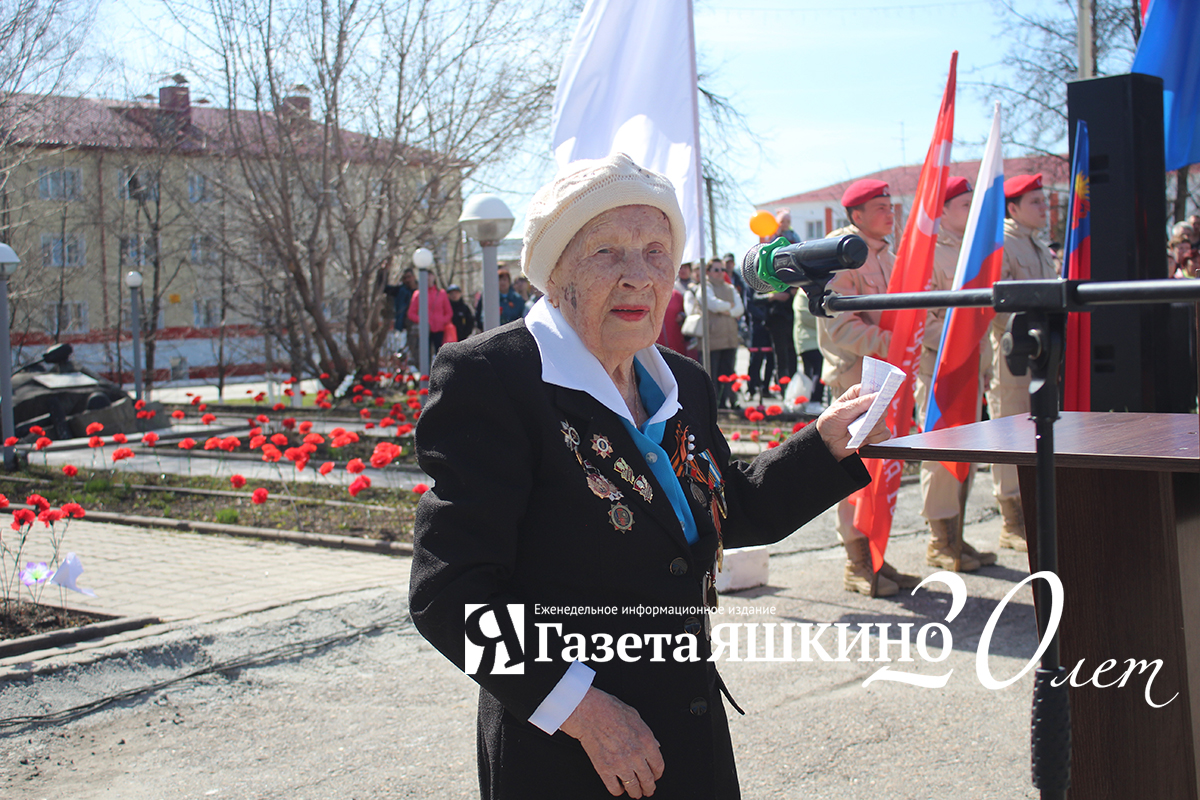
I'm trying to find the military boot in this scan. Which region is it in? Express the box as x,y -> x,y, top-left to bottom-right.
843,538 -> 898,597
926,516 -> 981,572
877,560 -> 921,589
998,497 -> 1028,552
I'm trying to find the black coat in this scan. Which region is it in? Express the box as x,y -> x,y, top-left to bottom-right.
409,321 -> 869,799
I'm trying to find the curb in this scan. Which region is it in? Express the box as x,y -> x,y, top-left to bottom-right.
78,510 -> 414,555
0,614 -> 161,660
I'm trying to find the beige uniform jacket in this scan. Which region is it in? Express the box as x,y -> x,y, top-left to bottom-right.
916,227 -> 993,415
989,219 -> 1058,409
816,224 -> 894,394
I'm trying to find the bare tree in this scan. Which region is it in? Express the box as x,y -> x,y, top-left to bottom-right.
157,0 -> 569,386
971,0 -> 1140,160
0,0 -> 97,237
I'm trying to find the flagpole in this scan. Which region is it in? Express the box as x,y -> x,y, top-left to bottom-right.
685,0 -> 711,375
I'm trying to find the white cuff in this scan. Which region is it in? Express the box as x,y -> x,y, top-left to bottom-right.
527,660 -> 596,734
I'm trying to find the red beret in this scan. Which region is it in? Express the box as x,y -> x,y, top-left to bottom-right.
841,179 -> 890,208
1004,173 -> 1043,200
944,176 -> 972,203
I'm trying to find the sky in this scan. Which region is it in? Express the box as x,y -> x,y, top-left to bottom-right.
94,0 -> 1037,261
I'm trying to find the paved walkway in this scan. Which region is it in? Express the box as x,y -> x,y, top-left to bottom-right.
2,517 -> 411,670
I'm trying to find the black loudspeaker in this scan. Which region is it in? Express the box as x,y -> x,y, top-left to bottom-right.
1067,73 -> 1191,412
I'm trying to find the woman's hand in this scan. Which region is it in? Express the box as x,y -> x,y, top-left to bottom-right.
560,686 -> 665,797
814,384 -> 891,460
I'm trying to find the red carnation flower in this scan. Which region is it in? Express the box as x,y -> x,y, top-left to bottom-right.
348,475 -> 371,497
27,494 -> 51,512
346,458 -> 365,474
61,502 -> 85,519
318,461 -> 334,475
4,436 -> 17,446
85,422 -> 104,435
251,487 -> 269,504
143,431 -> 160,447
112,447 -> 135,462
30,425 -> 45,436
271,433 -> 288,446
272,403 -> 285,411
62,464 -> 78,477
282,417 -> 296,430
412,483 -> 429,495
112,432 -> 128,444
201,413 -> 217,425
11,508 -> 35,530
230,474 -> 247,489
34,436 -> 52,450
88,436 -> 104,448
172,409 -> 185,420
179,438 -> 197,450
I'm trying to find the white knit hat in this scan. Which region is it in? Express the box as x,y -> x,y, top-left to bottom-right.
520,153 -> 686,292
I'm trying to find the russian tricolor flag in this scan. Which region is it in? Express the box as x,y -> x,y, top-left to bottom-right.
924,103 -> 1006,482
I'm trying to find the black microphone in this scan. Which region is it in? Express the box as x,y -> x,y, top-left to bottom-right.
741,235 -> 868,293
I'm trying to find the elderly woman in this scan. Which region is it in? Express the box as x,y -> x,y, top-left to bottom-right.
409,154 -> 888,800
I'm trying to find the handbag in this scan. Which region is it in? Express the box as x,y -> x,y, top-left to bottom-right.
680,312 -> 704,339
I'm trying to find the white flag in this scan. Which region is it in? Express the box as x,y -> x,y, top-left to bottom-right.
551,0 -> 704,262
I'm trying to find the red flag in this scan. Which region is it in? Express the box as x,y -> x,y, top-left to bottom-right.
852,52 -> 957,571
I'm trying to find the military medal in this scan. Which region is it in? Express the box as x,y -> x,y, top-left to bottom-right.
586,471 -> 623,502
609,503 -> 634,532
590,434 -> 614,459
614,457 -> 653,503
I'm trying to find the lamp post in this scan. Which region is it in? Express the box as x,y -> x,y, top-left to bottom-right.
412,247 -> 434,402
126,270 -> 144,402
459,194 -> 514,331
0,243 -> 20,470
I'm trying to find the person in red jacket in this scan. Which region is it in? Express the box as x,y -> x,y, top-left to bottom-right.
407,277 -> 454,353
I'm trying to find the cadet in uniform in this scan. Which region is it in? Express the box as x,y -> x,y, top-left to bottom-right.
914,176 -> 997,572
990,173 -> 1057,551
818,179 -> 920,597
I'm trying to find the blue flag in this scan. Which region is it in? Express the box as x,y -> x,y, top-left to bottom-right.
1132,0 -> 1200,171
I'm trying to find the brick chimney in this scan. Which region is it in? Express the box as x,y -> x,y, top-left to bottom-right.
159,82 -> 191,128
281,84 -> 312,120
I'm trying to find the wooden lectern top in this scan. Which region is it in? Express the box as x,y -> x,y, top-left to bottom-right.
860,411 -> 1199,472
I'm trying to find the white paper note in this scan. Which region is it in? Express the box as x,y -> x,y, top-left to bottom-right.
846,357 -> 906,450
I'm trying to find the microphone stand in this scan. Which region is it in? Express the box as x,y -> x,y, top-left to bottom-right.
816,277 -> 1200,800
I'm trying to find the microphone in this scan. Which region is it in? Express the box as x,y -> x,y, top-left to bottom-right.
741,235 -> 868,293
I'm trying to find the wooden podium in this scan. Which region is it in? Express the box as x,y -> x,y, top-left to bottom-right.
862,412 -> 1200,800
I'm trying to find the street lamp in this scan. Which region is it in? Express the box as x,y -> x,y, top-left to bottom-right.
459,194 -> 513,331
125,270 -> 144,402
412,247 -> 434,402
0,243 -> 20,470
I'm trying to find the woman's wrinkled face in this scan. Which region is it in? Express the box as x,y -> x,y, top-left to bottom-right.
547,205 -> 675,369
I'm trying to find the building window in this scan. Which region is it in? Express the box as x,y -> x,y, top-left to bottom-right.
120,235 -> 156,267
38,167 -> 82,201
41,233 -> 85,267
116,168 -> 159,202
188,173 -> 213,203
194,297 -> 221,328
805,220 -> 824,239
189,234 -> 217,265
45,302 -> 88,334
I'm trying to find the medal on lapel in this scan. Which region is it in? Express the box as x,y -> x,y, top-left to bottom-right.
562,419 -> 634,531
609,503 -> 634,531
614,458 -> 653,503
591,434 -> 614,459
